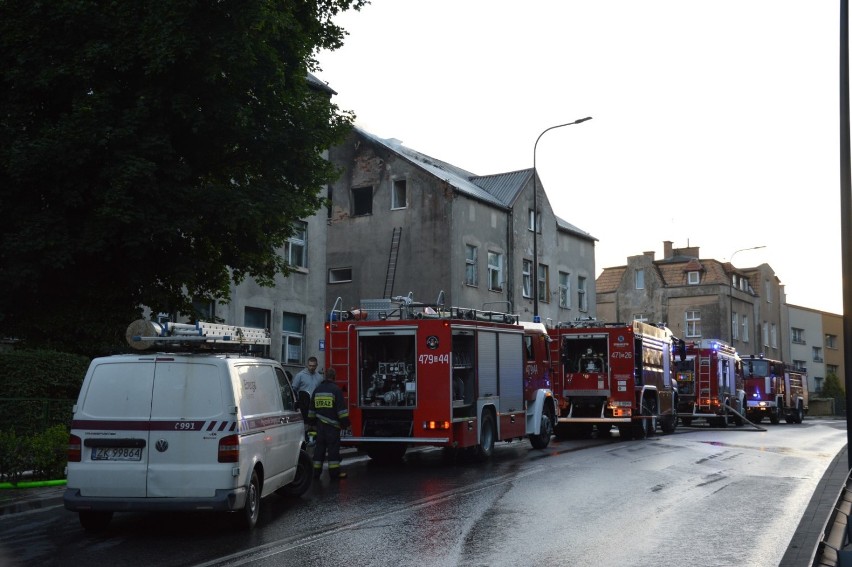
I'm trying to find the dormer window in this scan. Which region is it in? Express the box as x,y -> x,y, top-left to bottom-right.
687,271 -> 700,285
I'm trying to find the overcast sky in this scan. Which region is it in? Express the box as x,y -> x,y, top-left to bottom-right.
315,1 -> 844,315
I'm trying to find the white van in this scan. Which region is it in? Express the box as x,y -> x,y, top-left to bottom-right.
63,320 -> 312,531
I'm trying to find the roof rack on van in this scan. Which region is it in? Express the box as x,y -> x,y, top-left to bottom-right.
126,319 -> 271,351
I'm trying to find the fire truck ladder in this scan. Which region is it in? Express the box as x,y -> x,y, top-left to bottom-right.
327,297 -> 351,380
383,227 -> 402,299
696,355 -> 712,413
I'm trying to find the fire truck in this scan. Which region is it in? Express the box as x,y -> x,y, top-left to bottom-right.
742,355 -> 809,424
548,319 -> 678,440
673,339 -> 747,427
324,294 -> 557,462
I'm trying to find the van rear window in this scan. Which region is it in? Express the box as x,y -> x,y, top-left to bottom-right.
151,362 -> 223,419
83,362 -> 156,419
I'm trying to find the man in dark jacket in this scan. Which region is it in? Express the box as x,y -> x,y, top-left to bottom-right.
308,367 -> 350,479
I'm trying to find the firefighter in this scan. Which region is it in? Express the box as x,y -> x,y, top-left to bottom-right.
308,367 -> 350,479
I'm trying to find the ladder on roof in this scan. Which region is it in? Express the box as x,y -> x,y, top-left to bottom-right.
383,227 -> 402,299
697,355 -> 712,412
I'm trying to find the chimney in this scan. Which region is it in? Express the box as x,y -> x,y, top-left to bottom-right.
663,241 -> 673,259
643,251 -> 655,260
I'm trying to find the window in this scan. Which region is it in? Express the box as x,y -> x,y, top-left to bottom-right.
488,251 -> 503,291
762,322 -> 769,347
352,186 -> 373,216
392,179 -> 407,209
792,328 -> 805,344
528,209 -> 540,233
827,364 -> 839,376
794,360 -> 808,372
464,245 -> 478,286
522,260 -> 533,298
742,315 -> 749,342
538,264 -> 550,304
826,334 -> 838,349
732,313 -> 739,340
634,313 -> 649,323
770,323 -> 777,348
285,221 -> 307,268
765,280 -> 772,303
812,346 -> 824,363
192,298 -> 215,321
244,307 -> 271,357
558,271 -> 571,308
577,276 -> 588,312
814,377 -> 824,393
635,269 -> 644,290
687,271 -> 700,285
685,310 -> 701,338
281,312 -> 304,365
328,267 -> 352,283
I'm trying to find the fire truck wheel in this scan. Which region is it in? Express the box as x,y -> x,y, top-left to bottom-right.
794,403 -> 805,424
732,402 -> 745,427
474,411 -> 496,461
660,411 -> 677,434
529,410 -> 554,449
769,406 -> 781,425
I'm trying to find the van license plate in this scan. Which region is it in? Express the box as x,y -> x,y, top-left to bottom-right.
92,447 -> 143,461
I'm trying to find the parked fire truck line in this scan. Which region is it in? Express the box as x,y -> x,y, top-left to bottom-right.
325,293 -> 556,463
547,319 -> 679,440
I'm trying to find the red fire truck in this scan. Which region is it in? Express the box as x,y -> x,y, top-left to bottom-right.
548,319 -> 678,440
673,339 -> 747,427
742,355 -> 808,424
325,295 -> 557,462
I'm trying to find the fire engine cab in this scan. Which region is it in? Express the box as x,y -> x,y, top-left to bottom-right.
548,319 -> 679,440
325,294 -> 556,462
742,354 -> 808,424
673,339 -> 747,427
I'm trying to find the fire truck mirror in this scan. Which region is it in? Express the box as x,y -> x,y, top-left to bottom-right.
678,339 -> 686,361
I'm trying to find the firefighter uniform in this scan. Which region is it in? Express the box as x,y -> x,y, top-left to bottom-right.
308,370 -> 350,479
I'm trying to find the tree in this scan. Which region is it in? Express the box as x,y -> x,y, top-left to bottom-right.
822,373 -> 846,415
0,0 -> 365,355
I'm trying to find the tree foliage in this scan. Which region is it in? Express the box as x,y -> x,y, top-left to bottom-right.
822,373 -> 846,414
0,0 -> 364,355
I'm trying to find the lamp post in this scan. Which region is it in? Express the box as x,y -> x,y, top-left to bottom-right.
727,245 -> 766,345
532,116 -> 592,321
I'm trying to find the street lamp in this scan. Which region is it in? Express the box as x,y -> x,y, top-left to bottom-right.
728,245 -> 766,344
532,116 -> 593,321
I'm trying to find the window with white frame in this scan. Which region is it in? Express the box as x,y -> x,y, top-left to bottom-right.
285,220 -> 307,268
558,271 -> 571,308
770,323 -> 777,348
538,264 -> 550,304
488,251 -> 503,291
522,259 -> 533,298
635,269 -> 644,290
577,276 -> 588,311
687,271 -> 700,285
464,244 -> 478,286
762,322 -> 769,346
634,313 -> 649,323
281,312 -> 304,365
742,315 -> 749,342
528,209 -> 541,233
685,310 -> 701,337
732,313 -> 738,340
792,328 -> 805,344
391,179 -> 407,209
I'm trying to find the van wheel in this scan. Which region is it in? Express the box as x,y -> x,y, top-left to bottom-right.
79,511 -> 112,532
278,449 -> 313,497
237,469 -> 261,530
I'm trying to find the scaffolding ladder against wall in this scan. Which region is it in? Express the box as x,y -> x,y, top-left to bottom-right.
383,227 -> 402,299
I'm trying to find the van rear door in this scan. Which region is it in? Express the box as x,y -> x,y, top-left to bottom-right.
70,358 -> 155,498
146,359 -> 232,498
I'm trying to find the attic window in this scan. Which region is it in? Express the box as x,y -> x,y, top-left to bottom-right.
687,271 -> 700,285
